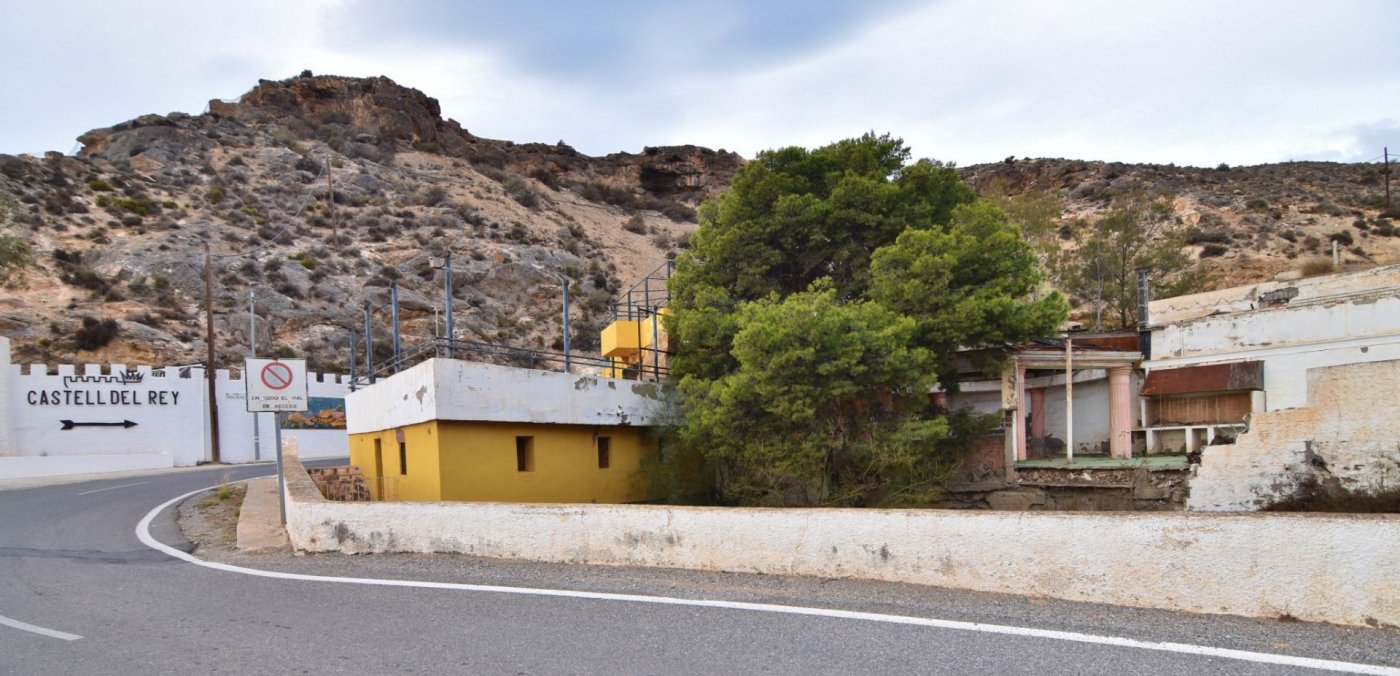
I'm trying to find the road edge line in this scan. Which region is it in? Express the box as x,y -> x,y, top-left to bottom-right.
137,483 -> 1399,676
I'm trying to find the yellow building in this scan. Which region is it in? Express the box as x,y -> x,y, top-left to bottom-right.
600,260 -> 672,381
346,358 -> 668,503
600,308 -> 669,380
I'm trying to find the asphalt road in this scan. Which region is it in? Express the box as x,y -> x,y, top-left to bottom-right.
2,464 -> 1397,675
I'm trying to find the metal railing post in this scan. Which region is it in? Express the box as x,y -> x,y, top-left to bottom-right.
391,280 -> 402,372
364,302 -> 375,383
562,282 -> 572,373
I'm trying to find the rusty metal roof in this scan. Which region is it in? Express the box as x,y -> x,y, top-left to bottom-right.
1141,361 -> 1263,396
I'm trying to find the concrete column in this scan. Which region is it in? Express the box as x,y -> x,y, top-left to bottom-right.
1015,360 -> 1028,461
1108,365 -> 1133,459
1029,388 -> 1046,439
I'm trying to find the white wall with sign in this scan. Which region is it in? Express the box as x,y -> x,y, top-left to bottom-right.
0,338 -> 352,479
7,362 -> 208,467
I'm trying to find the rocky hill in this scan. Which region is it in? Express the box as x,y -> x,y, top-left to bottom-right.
960,157 -> 1400,293
1,74 -> 1393,371
0,74 -> 742,372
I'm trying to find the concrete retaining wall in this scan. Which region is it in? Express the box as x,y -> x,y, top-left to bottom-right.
281,450 -> 1398,627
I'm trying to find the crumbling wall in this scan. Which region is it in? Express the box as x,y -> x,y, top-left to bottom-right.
1188,360 -> 1400,511
947,467 -> 1189,511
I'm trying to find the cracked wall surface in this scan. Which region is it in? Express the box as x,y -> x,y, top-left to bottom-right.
1188,359 -> 1400,511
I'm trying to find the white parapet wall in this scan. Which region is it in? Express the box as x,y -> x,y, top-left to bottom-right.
281,450 -> 1398,627
346,357 -> 667,433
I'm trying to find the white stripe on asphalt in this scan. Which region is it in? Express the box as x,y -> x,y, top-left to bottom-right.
76,481 -> 150,496
137,484 -> 1400,676
0,614 -> 83,641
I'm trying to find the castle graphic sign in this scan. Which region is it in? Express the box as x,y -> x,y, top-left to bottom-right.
24,371 -> 183,407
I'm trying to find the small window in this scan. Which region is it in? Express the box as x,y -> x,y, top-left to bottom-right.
399,441 -> 408,475
516,436 -> 535,472
597,437 -> 611,469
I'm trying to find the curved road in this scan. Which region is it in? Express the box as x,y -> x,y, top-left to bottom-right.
2,464 -> 1398,675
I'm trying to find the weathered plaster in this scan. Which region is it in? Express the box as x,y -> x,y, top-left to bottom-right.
282,449 -> 1399,627
1146,266 -> 1400,411
1149,263 -> 1400,326
346,358 -> 668,434
1189,360 -> 1400,511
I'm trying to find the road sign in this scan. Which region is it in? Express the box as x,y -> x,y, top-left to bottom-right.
244,358 -> 308,412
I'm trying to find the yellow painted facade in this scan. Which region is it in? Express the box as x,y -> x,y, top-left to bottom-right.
347,421 -> 443,501
350,421 -> 659,504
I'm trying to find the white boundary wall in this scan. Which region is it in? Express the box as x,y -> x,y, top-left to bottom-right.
0,339 -> 350,478
281,451 -> 1399,627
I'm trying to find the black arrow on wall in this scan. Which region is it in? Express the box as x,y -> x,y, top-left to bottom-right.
60,420 -> 138,431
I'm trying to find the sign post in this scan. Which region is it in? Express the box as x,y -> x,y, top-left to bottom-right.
244,358 -> 308,525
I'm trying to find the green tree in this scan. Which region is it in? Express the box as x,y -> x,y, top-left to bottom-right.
669,133 -> 974,381
982,181 -> 1067,283
1060,192 -> 1207,329
666,134 -> 1064,506
678,286 -> 964,506
869,201 -> 1068,389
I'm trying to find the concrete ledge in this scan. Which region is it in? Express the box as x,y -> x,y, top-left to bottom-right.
236,477 -> 290,551
0,453 -> 174,479
279,449 -> 1398,627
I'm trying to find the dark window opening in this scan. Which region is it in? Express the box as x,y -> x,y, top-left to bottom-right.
597,437 -> 611,469
516,436 -> 535,472
399,441 -> 407,475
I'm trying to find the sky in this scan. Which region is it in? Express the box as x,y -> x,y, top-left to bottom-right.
1,0 -> 1397,167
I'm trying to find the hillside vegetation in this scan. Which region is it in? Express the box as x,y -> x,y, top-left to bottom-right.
0,74 -> 1394,369
0,74 -> 741,371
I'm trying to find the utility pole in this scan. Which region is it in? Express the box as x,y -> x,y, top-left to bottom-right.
390,280 -> 401,372
363,301 -> 375,382
348,327 -> 357,392
204,243 -> 221,463
561,281 -> 571,373
443,250 -> 454,359
1384,147 -> 1391,210
250,288 -> 260,461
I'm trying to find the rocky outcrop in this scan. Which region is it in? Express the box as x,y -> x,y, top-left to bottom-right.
201,74 -> 743,209
0,74 -> 741,372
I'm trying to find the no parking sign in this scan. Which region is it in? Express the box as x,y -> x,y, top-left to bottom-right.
244,358 -> 308,412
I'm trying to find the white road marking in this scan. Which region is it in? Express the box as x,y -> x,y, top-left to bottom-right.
0,614 -> 82,641
137,484 -> 1400,676
76,481 -> 150,496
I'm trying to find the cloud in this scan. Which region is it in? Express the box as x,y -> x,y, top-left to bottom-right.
319,0 -> 921,81
650,0 -> 1400,166
1286,120 -> 1400,163
1,0 -> 1396,166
